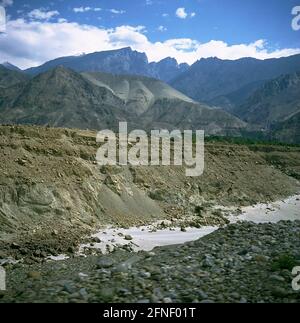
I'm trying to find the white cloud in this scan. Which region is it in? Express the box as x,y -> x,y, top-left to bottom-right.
0,0 -> 13,7
28,9 -> 59,21
109,9 -> 126,15
157,25 -> 167,32
58,18 -> 67,23
162,13 -> 169,18
0,19 -> 300,69
176,8 -> 196,19
73,7 -> 90,13
176,8 -> 188,19
109,25 -> 148,46
73,7 -> 102,13
164,38 -> 199,51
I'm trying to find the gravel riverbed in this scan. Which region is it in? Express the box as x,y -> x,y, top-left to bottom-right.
1,220 -> 300,303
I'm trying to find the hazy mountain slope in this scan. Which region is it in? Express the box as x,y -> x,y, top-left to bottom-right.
25,48 -> 149,76
140,99 -> 245,134
170,54 -> 300,104
234,72 -> 300,127
0,62 -> 22,72
149,57 -> 189,82
25,47 -> 190,82
0,66 -> 129,129
271,111 -> 300,144
210,80 -> 266,112
0,65 -> 28,88
25,55 -> 79,74
82,72 -> 195,115
82,71 -> 245,133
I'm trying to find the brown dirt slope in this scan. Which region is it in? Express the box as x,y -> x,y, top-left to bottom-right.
0,125 -> 299,258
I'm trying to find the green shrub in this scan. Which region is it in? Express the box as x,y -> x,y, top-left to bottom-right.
271,254 -> 299,271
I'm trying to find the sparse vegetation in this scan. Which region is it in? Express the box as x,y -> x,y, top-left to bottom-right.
271,254 -> 299,271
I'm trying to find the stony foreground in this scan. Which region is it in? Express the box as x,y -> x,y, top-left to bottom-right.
1,220 -> 300,303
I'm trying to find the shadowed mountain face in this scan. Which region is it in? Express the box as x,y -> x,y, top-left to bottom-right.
140,99 -> 245,134
149,57 -> 189,82
0,66 -> 129,129
0,65 -> 28,88
209,80 -> 267,112
234,72 -> 300,128
25,47 -> 189,82
223,72 -> 300,144
271,111 -> 300,144
170,55 -> 300,106
0,66 -> 245,134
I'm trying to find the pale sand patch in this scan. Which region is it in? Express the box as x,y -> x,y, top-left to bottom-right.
52,194 -> 300,260
229,194 -> 300,224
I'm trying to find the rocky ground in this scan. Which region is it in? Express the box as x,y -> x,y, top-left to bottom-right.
0,125 -> 299,260
1,125 -> 300,303
1,220 -> 300,303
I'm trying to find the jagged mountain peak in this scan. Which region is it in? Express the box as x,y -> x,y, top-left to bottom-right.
24,48 -> 189,82
157,57 -> 178,65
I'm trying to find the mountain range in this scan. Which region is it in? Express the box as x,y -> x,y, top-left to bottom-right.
22,47 -> 300,108
1,47 -> 300,143
25,47 -> 189,82
0,66 -> 244,134
170,54 -> 300,107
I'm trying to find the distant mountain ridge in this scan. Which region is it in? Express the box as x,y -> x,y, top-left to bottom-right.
25,47 -> 189,82
2,49 -> 300,143
24,48 -> 300,111
170,54 -> 300,106
0,62 -> 22,72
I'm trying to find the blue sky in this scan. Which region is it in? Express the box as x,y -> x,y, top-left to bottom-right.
1,0 -> 300,68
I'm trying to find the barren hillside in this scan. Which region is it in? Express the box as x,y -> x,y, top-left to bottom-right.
0,125 -> 299,259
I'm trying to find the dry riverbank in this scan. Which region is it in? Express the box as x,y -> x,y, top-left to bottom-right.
0,125 -> 299,261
